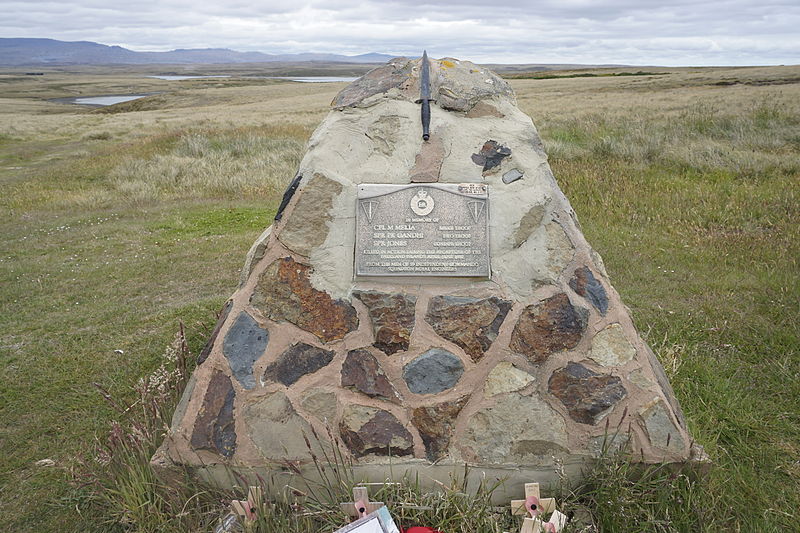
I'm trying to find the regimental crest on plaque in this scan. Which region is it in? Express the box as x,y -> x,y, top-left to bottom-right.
410,189 -> 435,216
355,184 -> 490,278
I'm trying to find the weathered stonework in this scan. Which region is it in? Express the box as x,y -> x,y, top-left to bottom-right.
250,257 -> 358,342
403,348 -> 464,395
244,391 -> 322,461
354,291 -> 416,355
484,361 -> 535,397
301,388 -> 338,423
460,392 -> 569,463
190,370 -> 236,458
278,174 -> 343,257
426,296 -> 511,361
340,405 -> 414,457
510,294 -> 588,364
222,311 -> 268,389
412,397 -> 468,462
263,342 -> 334,386
589,324 -> 636,367
641,399 -> 686,453
569,266 -> 609,314
548,362 -> 627,424
341,349 -> 400,402
157,55 -> 698,494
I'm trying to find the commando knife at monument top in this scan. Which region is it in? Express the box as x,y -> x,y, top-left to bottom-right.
417,50 -> 433,141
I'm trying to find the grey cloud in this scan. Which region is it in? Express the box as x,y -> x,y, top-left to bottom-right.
1,0 -> 797,64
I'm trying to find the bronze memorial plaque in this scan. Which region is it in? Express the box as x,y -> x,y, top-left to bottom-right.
355,184 -> 490,277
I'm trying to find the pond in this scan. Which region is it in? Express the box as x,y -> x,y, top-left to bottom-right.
71,95 -> 150,106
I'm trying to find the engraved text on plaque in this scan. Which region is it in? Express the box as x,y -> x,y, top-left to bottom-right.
355,184 -> 490,277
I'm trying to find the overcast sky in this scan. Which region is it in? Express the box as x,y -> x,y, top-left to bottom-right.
2,0 -> 798,65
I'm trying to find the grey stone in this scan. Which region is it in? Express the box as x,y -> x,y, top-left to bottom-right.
459,392 -> 568,464
640,399 -> 686,453
502,168 -> 524,184
239,226 -> 272,287
589,324 -> 637,367
278,174 -> 343,257
403,348 -> 465,395
589,433 -> 630,458
263,343 -> 335,386
484,362 -> 535,397
222,312 -> 269,390
628,368 -> 657,390
569,266 -> 609,315
301,389 -> 337,423
243,391 -> 321,461
433,58 -> 515,112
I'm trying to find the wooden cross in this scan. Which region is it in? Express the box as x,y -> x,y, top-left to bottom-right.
231,486 -> 263,523
510,483 -> 557,533
340,486 -> 385,519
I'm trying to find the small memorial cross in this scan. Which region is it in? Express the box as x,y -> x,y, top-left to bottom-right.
230,486 -> 263,523
340,485 -> 385,519
510,483 -> 567,533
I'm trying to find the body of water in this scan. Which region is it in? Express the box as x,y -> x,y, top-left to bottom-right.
71,95 -> 150,106
147,75 -> 232,80
269,76 -> 358,83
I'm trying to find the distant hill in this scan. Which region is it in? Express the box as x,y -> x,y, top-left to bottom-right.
0,38 -> 395,66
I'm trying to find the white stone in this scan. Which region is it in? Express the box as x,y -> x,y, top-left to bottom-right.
484,362 -> 535,397
590,323 -> 637,367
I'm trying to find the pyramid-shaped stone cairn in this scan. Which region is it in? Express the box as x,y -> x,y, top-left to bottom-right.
154,56 -> 705,495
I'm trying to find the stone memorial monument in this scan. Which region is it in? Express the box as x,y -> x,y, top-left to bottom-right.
153,54 -> 704,498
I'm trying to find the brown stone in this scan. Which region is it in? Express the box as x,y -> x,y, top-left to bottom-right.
341,349 -> 400,402
510,293 -> 588,364
190,370 -> 236,458
263,342 -> 335,386
548,362 -> 627,425
466,101 -> 504,118
250,257 -> 358,343
340,405 -> 414,457
354,291 -> 416,355
409,136 -> 445,183
412,397 -> 468,462
425,296 -> 511,362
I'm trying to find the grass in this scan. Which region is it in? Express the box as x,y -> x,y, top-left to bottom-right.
0,63 -> 798,531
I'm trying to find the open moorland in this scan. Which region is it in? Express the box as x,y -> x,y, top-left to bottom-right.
0,63 -> 798,532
